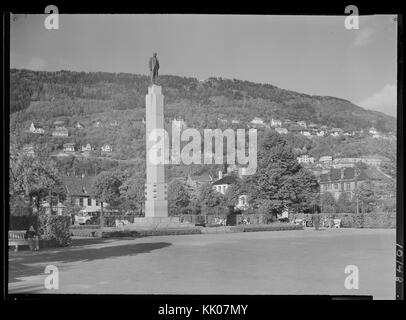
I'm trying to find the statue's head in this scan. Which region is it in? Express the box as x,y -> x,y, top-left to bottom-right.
153,52 -> 157,57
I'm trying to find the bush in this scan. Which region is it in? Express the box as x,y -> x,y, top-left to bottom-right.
101,227 -> 201,238
38,215 -> 71,247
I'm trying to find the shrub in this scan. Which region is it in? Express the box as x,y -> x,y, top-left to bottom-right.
38,215 -> 71,247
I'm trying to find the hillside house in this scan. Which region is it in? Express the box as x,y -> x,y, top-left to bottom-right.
76,122 -> 84,129
316,130 -> 326,137
250,117 -> 265,127
270,118 -> 282,127
29,122 -> 45,134
22,144 -> 35,157
319,155 -> 333,163
297,154 -> 315,164
275,127 -> 288,134
81,144 -> 92,152
63,143 -> 76,153
52,126 -> 69,137
172,118 -> 187,130
101,144 -> 113,153
300,131 -> 311,137
110,120 -> 119,127
231,119 -> 240,124
369,127 -> 378,135
297,121 -> 307,128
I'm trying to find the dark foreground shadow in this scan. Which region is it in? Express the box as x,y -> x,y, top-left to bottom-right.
8,241 -> 171,283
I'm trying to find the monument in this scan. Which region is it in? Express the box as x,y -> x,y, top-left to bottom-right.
144,84 -> 168,218
130,53 -> 192,229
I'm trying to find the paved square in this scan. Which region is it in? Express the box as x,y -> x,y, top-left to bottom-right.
8,229 -> 395,299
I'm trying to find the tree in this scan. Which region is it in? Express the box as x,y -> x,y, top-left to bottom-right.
358,179 -> 378,213
119,174 -> 145,216
92,170 -> 124,226
197,183 -> 225,215
168,179 -> 191,216
9,149 -> 64,214
244,131 -> 319,215
320,192 -> 337,213
336,192 -> 355,213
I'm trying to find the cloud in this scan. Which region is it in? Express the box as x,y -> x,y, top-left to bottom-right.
353,27 -> 375,47
357,84 -> 397,117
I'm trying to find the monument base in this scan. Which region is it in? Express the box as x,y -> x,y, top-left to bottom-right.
145,200 -> 168,218
129,217 -> 195,230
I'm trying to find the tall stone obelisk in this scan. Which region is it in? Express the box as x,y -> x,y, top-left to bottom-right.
145,85 -> 168,218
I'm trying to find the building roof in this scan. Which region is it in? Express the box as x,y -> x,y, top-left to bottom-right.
319,167 -> 366,182
212,174 -> 238,186
188,172 -> 213,183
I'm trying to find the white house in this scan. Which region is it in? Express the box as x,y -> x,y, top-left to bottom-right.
76,122 -> 84,129
297,154 -> 315,164
275,127 -> 288,134
330,132 -> 340,137
250,117 -> 265,126
316,130 -> 325,137
63,143 -> 75,153
231,119 -> 240,124
81,143 -> 92,152
52,126 -> 69,137
297,121 -> 307,128
212,171 -> 238,195
110,120 -> 119,127
22,144 -> 35,157
369,127 -> 378,135
319,155 -> 333,163
300,131 -> 311,137
101,144 -> 113,153
29,122 -> 45,134
172,118 -> 187,130
270,118 -> 282,127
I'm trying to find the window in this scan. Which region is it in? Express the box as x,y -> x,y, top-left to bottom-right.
346,183 -> 350,190
334,183 -> 338,189
88,198 -> 91,206
79,198 -> 84,206
96,200 -> 99,206
324,184 -> 328,191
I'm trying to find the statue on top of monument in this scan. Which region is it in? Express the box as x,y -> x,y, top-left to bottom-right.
149,52 -> 160,85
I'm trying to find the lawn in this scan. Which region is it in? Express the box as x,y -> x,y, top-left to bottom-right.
8,228 -> 395,299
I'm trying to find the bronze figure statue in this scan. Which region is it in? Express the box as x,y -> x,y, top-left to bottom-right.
149,52 -> 160,85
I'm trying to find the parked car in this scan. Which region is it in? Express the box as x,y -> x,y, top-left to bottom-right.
75,211 -> 99,225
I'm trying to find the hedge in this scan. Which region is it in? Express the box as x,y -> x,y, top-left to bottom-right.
231,224 -> 303,232
289,212 -> 396,229
101,227 -> 202,238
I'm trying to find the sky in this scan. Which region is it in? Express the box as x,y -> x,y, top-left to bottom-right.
10,14 -> 398,117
